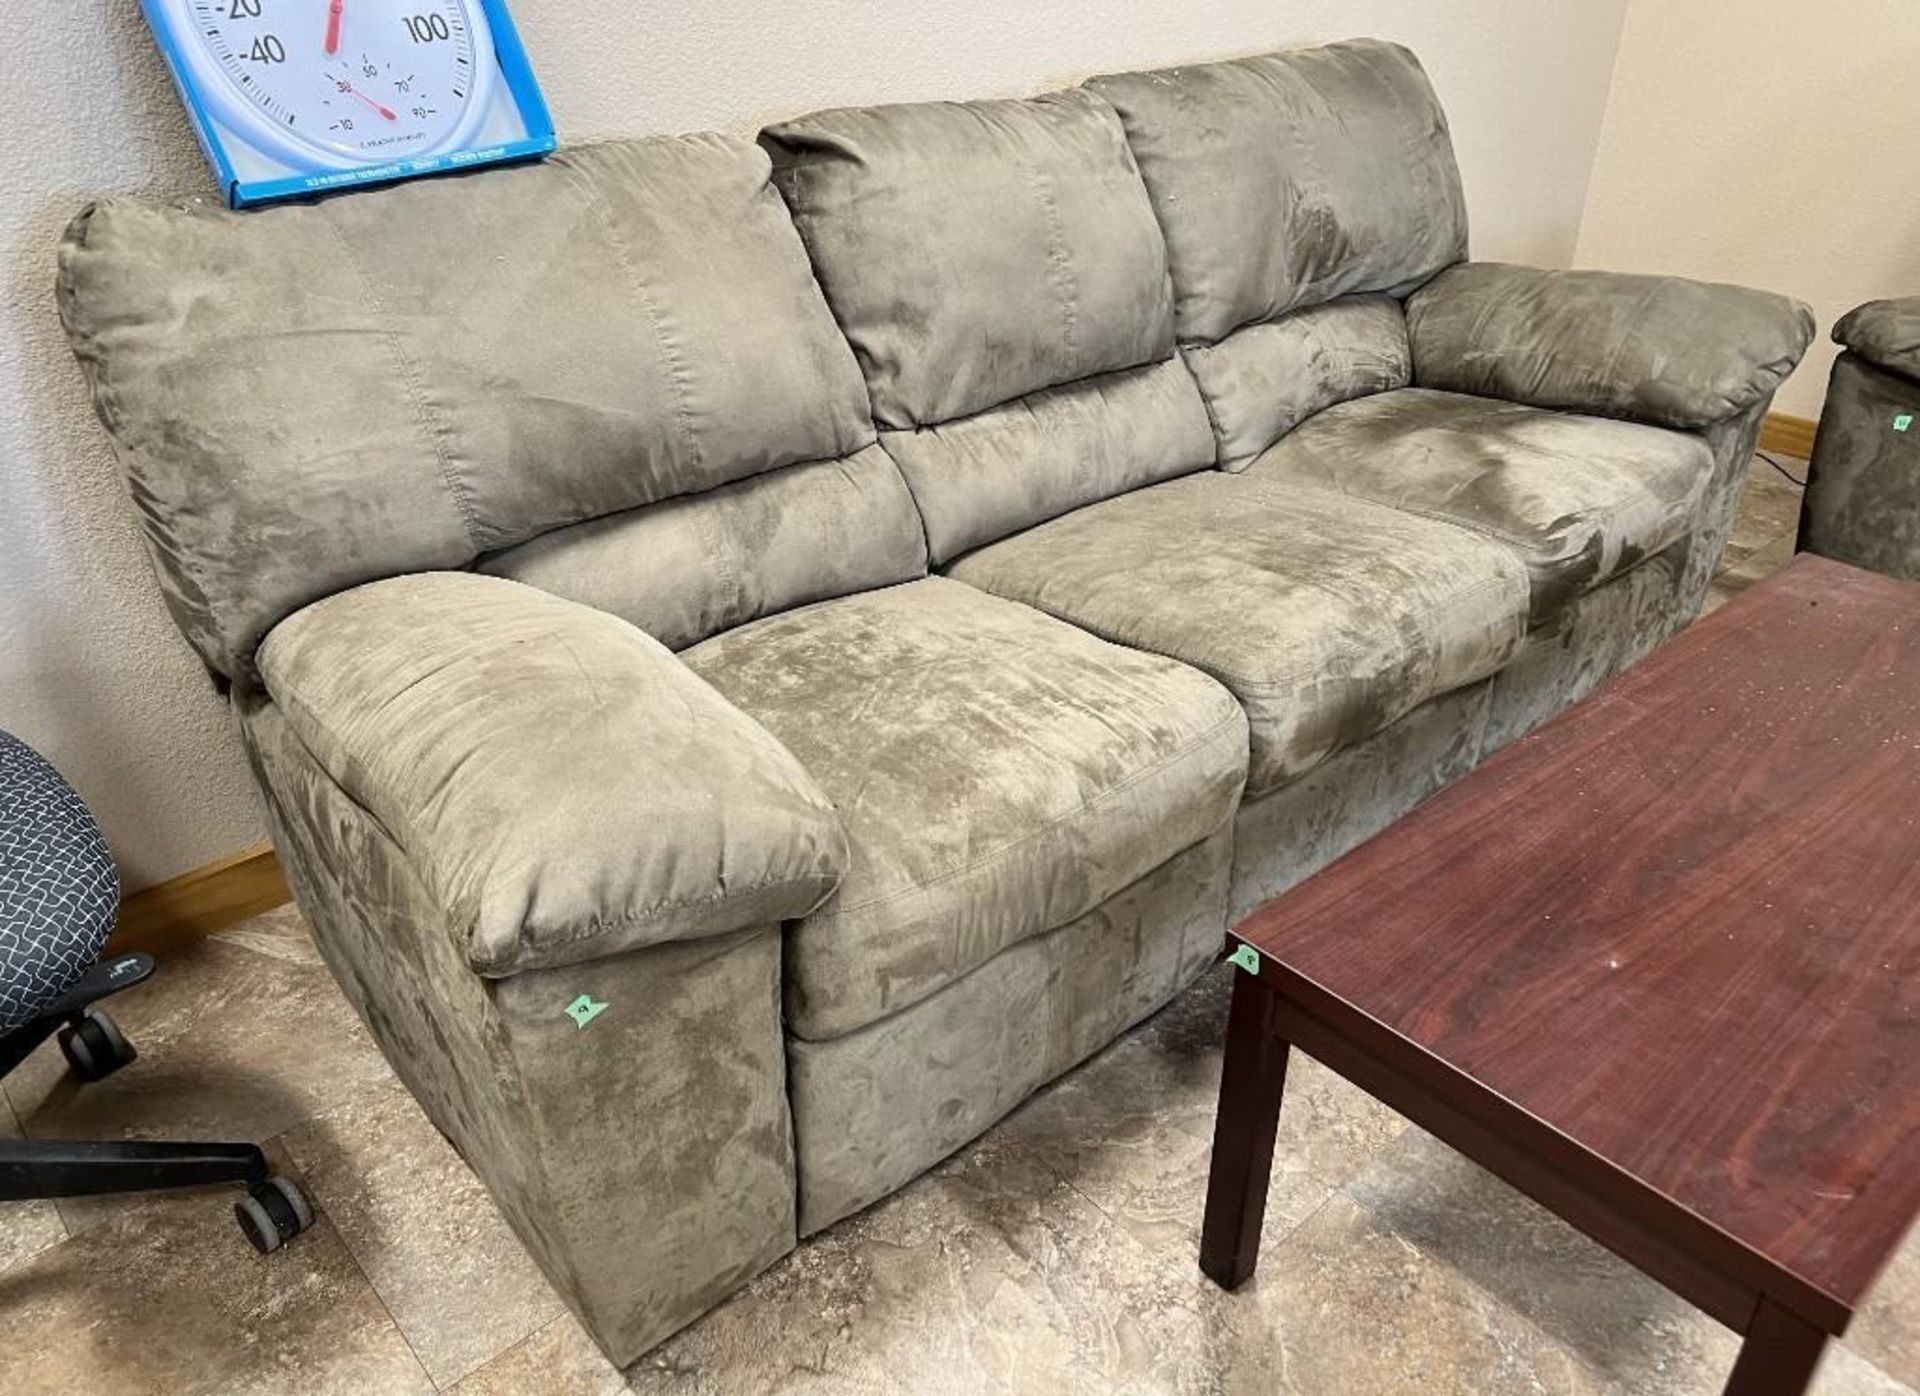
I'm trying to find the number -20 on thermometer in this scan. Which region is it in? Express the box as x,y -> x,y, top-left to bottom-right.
142,0 -> 554,207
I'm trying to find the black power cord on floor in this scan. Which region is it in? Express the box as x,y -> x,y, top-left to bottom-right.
1755,449 -> 1807,489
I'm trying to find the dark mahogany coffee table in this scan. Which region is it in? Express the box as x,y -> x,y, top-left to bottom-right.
1201,555 -> 1920,1396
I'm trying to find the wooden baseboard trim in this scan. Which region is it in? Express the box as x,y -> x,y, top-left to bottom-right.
109,843 -> 291,956
1761,412 -> 1818,460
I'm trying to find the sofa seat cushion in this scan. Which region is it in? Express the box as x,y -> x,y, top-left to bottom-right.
1246,389 -> 1712,619
947,472 -> 1530,799
680,577 -> 1248,1041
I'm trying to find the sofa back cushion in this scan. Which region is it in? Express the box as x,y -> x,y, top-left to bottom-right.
879,358 -> 1211,563
763,91 -> 1216,564
1088,39 -> 1468,347
764,91 -> 1173,429
1183,295 -> 1412,468
479,445 -> 927,653
58,135 -> 892,682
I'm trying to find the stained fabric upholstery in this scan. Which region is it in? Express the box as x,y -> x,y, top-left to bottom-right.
790,828 -> 1231,1232
762,90 -> 1175,428
1229,679 -> 1490,922
1227,536 -> 1699,919
1833,298 -> 1920,383
56,135 -> 875,682
761,89 -> 1214,560
1088,39 -> 1468,344
1406,263 -> 1815,430
882,358 -> 1214,565
1247,389 -> 1712,618
1184,295 -> 1412,466
243,699 -> 798,1367
1802,354 -> 1920,581
948,472 -> 1530,797
801,534 -> 1709,1232
481,445 -> 928,651
52,31 -> 1816,1373
681,578 -> 1248,1041
1480,540 -> 1694,754
257,572 -> 847,977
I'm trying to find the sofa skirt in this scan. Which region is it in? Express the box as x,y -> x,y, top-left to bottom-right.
1230,536 -> 1698,921
788,824 -> 1234,1234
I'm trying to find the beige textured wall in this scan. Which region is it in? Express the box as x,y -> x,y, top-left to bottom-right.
2,0 -> 1629,889
1575,0 -> 1920,420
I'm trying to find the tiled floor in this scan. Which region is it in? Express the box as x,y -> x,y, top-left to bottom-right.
7,455 -> 1913,1396
1705,451 -> 1811,614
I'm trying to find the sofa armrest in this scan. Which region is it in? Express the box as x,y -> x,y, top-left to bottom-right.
1406,263 -> 1815,430
1834,298 -> 1920,383
258,571 -> 846,977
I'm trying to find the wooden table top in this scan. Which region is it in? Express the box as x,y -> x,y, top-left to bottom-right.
1235,556 -> 1920,1330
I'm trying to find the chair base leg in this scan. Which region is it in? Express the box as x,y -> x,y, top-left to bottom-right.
0,1139 -> 316,1253
0,952 -> 316,1253
0,1138 -> 268,1201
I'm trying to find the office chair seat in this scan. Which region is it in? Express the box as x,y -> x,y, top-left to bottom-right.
0,730 -> 119,1034
0,729 -> 313,1252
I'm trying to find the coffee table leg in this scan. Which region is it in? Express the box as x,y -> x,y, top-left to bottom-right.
1200,968 -> 1289,1289
1722,1296 -> 1828,1396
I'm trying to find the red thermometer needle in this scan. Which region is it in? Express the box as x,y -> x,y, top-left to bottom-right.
344,85 -> 398,120
324,0 -> 344,55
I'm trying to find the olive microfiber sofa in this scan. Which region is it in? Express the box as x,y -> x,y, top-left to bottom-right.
58,39 -> 1813,1366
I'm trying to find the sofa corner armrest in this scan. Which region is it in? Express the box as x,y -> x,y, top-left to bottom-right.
1406,262 -> 1816,430
258,571 -> 846,977
1833,297 -> 1920,383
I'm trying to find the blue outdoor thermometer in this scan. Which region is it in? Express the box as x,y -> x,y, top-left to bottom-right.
143,0 -> 554,207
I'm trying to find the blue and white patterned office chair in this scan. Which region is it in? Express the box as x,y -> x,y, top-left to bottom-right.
0,729 -> 312,1252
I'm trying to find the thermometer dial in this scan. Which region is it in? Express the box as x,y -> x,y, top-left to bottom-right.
162,0 -> 497,169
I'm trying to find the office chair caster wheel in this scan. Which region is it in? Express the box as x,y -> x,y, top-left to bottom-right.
58,1008 -> 137,1081
235,1176 -> 313,1254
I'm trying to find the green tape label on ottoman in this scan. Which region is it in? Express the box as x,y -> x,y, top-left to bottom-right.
565,994 -> 610,1029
